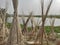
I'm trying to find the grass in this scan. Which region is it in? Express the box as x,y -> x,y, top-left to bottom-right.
45,26 -> 60,33
6,23 -> 60,33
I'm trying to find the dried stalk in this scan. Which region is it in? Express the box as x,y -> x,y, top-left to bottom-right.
22,12 -> 32,34
0,8 -> 9,45
7,0 -> 25,45
48,18 -> 56,41
39,0 -> 53,45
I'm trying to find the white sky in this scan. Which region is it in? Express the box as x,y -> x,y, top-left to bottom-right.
0,0 -> 60,15
0,0 -> 60,26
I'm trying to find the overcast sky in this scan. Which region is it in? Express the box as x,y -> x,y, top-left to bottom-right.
0,0 -> 60,15
0,0 -> 60,26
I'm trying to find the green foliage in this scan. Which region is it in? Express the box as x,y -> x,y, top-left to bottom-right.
45,26 -> 60,33
27,27 -> 32,31
20,24 -> 24,29
54,26 -> 60,33
45,26 -> 51,33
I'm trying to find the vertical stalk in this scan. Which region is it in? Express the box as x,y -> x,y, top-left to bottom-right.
40,0 -> 44,45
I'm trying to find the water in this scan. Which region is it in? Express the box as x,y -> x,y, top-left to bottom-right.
7,17 -> 60,26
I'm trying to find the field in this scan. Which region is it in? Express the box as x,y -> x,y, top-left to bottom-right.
6,23 -> 60,33
1,0 -> 60,45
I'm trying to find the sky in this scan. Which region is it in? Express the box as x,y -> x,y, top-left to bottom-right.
0,0 -> 60,15
0,0 -> 60,26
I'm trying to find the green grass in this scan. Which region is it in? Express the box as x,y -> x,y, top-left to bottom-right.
6,23 -> 60,33
45,26 -> 60,33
